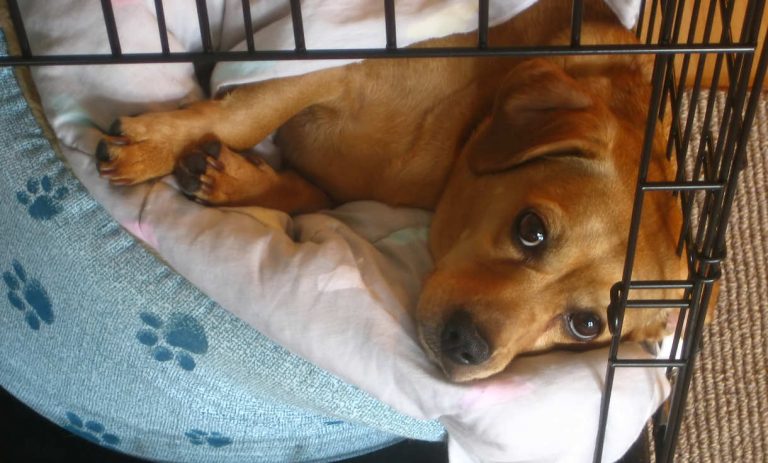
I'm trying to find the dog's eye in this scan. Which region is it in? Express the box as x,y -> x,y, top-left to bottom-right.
516,211 -> 547,248
565,312 -> 602,341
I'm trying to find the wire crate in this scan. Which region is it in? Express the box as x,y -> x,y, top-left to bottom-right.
1,1 -> 765,461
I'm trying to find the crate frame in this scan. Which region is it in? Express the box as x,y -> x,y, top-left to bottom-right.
1,1 -> 766,461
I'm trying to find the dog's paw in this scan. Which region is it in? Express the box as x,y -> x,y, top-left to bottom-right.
173,139 -> 276,206
96,114 -> 199,186
174,140 -> 226,204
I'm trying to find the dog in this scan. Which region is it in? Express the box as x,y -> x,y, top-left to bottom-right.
95,0 -> 689,382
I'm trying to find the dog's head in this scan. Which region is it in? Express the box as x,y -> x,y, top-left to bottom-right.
418,57 -> 687,381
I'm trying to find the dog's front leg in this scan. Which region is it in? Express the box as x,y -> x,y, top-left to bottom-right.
96,67 -> 347,186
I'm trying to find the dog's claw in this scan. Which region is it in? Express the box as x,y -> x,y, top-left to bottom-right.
174,151 -> 208,194
108,119 -> 123,136
107,135 -> 130,146
243,153 -> 264,166
98,165 -> 117,175
201,140 -> 222,158
199,174 -> 215,187
95,140 -> 113,162
206,157 -> 225,171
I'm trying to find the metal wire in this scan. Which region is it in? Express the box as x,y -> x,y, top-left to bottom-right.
0,44 -> 758,67
195,0 -> 213,52
385,0 -> 397,50
241,0 -> 255,52
99,0 -> 122,56
571,0 -> 584,46
479,0 -> 490,48
289,0 -> 306,52
5,0 -> 30,57
153,0 -> 170,55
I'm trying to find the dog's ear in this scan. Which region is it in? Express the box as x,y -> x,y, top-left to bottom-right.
468,58 -> 607,175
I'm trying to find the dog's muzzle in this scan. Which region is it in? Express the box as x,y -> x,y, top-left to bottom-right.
440,310 -> 491,366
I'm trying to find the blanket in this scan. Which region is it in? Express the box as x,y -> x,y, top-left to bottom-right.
18,1 -> 668,461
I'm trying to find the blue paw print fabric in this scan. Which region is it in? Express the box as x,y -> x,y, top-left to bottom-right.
0,33 -> 443,463
3,259 -> 54,330
185,429 -> 233,448
16,175 -> 69,220
64,412 -> 121,447
137,312 -> 209,370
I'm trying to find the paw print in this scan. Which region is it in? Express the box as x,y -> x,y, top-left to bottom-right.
136,312 -> 208,371
3,260 -> 54,330
185,429 -> 233,448
16,175 -> 69,220
63,412 -> 121,447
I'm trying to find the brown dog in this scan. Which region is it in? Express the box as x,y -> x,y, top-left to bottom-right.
96,0 -> 687,382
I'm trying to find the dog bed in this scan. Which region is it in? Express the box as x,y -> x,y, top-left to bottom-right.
2,1 -> 670,462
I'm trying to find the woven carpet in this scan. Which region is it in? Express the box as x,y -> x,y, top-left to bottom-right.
674,93 -> 768,462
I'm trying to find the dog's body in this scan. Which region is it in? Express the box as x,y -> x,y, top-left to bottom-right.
97,0 -> 687,381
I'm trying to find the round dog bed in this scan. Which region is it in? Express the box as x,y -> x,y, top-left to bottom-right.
0,34 -> 444,463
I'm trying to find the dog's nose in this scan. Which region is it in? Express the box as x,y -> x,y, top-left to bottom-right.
440,310 -> 491,366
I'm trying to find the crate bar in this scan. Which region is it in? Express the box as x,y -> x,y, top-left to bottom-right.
719,0 -> 741,95
660,65 -> 678,134
661,3 -> 768,459
705,1 -> 764,258
667,299 -> 690,362
385,0 -> 397,49
658,279 -> 717,461
628,280 -> 694,290
714,19 -> 768,257
716,0 -> 753,168
0,44 -> 757,68
195,0 -> 213,52
666,0 -> 707,167
592,1 -> 679,461
645,0 -> 661,44
626,299 -> 689,308
6,0 -> 31,57
152,0 -> 170,55
241,0 -> 255,52
660,3 -> 765,453
654,256 -> 705,454
636,0 -> 648,39
290,0 -> 306,52
641,181 -> 724,191
675,0 -> 719,249
571,0 -> 584,46
721,0 -> 760,90
658,0 -> 691,121
689,3 -> 730,261
478,0 -> 490,48
710,0 -> 741,179
612,359 -> 688,368
670,0 -> 690,46
687,58 -> 726,257
100,0 -> 122,56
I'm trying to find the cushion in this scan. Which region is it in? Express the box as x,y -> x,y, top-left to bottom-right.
0,32 -> 444,463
